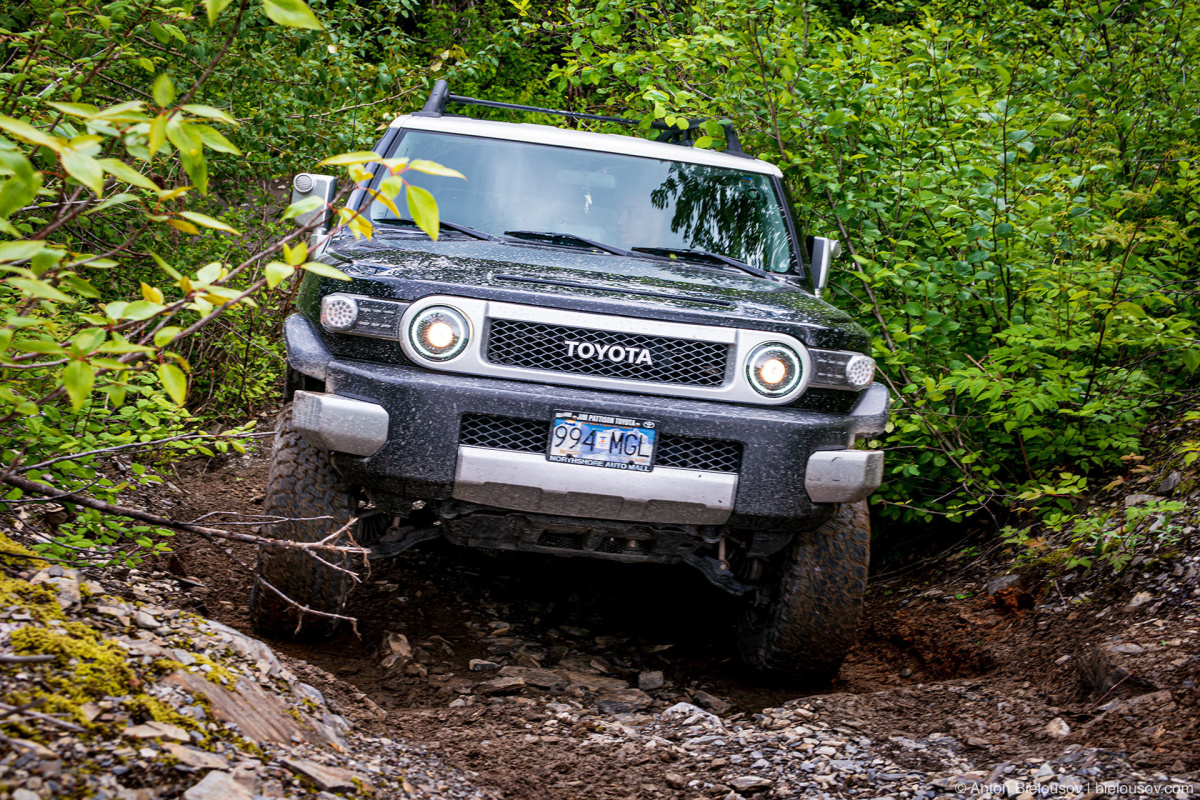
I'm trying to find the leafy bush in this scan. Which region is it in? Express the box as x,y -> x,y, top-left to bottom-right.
0,0 -> 362,563
554,0 -> 1200,523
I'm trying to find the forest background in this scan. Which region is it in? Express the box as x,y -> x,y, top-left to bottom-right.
0,0 -> 1197,571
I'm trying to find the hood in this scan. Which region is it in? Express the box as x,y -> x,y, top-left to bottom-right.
310,235 -> 869,350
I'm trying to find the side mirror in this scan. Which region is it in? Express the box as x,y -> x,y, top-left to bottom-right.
291,173 -> 337,245
806,236 -> 842,297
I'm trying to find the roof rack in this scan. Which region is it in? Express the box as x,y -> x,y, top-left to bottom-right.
412,79 -> 746,157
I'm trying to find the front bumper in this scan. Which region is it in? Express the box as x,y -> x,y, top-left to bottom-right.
287,314 -> 888,531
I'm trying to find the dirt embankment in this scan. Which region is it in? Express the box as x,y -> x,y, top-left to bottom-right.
137,448 -> 1200,799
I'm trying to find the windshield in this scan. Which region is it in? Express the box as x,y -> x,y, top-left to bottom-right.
368,130 -> 796,273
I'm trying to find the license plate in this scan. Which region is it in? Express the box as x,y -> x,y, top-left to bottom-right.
547,411 -> 658,472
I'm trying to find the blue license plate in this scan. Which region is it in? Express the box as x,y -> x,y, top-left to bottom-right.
547,411 -> 658,472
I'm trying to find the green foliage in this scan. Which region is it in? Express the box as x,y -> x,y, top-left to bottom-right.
0,0 -> 384,566
555,0 -> 1200,523
1003,498 -> 1188,575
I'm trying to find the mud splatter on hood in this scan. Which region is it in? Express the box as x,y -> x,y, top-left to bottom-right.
315,235 -> 870,350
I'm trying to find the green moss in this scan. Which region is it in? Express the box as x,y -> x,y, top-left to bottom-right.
7,623 -> 137,734
0,532 -> 44,569
190,653 -> 240,686
0,575 -> 64,622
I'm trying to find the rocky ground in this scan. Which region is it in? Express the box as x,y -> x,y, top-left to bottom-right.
2,428 -> 1199,798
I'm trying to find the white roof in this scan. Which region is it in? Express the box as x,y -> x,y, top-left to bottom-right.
389,114 -> 783,177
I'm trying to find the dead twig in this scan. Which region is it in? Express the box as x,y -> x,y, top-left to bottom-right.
0,699 -> 86,732
1,473 -> 368,631
0,655 -> 56,664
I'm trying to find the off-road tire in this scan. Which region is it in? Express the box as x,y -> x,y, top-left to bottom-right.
736,501 -> 870,683
249,403 -> 357,639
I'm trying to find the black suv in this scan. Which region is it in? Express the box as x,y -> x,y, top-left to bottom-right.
252,82 -> 889,681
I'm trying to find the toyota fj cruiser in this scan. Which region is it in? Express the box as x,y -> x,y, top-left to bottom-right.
251,81 -> 889,681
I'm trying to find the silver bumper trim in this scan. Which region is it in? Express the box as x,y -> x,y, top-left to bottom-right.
805,450 -> 884,504
453,446 -> 737,525
292,391 -> 389,457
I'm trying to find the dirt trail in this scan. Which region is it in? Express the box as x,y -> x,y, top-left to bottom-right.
157,449 -> 1199,798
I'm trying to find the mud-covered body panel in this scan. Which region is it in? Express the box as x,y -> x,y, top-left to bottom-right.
298,236 -> 870,353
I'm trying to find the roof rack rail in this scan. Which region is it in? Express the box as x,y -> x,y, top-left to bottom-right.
412,79 -> 746,157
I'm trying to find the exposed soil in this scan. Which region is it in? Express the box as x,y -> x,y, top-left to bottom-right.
149,446 -> 1200,798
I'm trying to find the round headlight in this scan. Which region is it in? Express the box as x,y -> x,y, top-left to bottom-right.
409,306 -> 470,361
746,342 -> 804,397
321,294 -> 358,331
844,354 -> 876,389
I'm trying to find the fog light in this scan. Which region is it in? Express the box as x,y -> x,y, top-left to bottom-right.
746,342 -> 803,397
321,294 -> 358,331
844,354 -> 876,389
409,305 -> 469,361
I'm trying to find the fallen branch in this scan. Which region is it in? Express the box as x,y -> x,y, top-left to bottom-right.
0,654 -> 56,664
0,699 -> 86,732
3,473 -> 362,557
2,473 -> 368,633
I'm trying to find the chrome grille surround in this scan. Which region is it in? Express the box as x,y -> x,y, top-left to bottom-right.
397,295 -> 813,405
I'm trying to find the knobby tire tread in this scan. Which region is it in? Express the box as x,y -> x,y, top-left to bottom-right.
249,403 -> 355,640
737,501 -> 870,683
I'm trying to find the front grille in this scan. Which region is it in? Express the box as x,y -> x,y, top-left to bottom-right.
459,414 -> 743,474
655,434 -> 743,473
485,318 -> 728,386
537,532 -> 584,550
459,414 -> 545,451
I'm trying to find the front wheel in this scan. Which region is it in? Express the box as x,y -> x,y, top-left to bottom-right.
249,403 -> 358,639
735,501 -> 870,683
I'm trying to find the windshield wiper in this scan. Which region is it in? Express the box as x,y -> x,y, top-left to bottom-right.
631,246 -> 770,279
378,218 -> 499,241
504,230 -> 630,257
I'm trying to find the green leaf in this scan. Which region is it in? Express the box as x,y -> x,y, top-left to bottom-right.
205,0 -> 234,24
46,102 -> 98,120
299,261 -> 351,281
181,105 -> 238,125
63,360 -> 94,410
0,116 -> 61,151
7,277 -> 74,303
265,261 -> 295,289
316,151 -> 380,166
282,195 -> 324,220
407,160 -> 466,180
165,118 -> 203,160
178,211 -> 240,235
154,327 -> 182,347
195,262 -> 225,284
85,192 -> 140,215
121,300 -> 166,320
11,339 -> 66,354
195,125 -> 241,155
59,275 -> 101,298
60,145 -> 105,197
180,150 -> 208,195
157,363 -> 188,405
405,183 -> 439,241
153,74 -> 176,108
148,115 -> 168,156
98,335 -> 153,354
0,240 -> 46,263
97,158 -> 159,191
262,0 -> 324,29
0,148 -> 43,219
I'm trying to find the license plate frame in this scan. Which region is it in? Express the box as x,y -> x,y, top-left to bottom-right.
546,410 -> 658,472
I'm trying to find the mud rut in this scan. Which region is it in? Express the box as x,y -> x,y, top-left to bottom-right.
158,452 -> 1198,798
